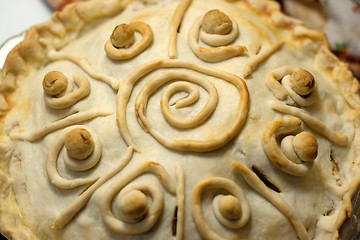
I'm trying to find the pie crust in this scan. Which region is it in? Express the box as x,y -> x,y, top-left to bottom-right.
1,0 -> 360,239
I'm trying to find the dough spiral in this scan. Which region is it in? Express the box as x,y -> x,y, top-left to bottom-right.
188,10 -> 246,62
101,161 -> 177,234
135,70 -> 220,149
46,125 -> 102,189
262,117 -> 315,176
105,22 -> 153,60
117,59 -> 249,152
43,72 -> 91,109
266,66 -> 317,106
191,177 -> 250,240
271,101 -> 348,146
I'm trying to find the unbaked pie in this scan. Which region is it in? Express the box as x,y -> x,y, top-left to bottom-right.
1,0 -> 360,239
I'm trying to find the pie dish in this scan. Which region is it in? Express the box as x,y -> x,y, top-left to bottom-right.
1,0 -> 360,239
46,0 -> 84,10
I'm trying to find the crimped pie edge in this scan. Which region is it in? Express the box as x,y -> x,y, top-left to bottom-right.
0,0 -> 359,239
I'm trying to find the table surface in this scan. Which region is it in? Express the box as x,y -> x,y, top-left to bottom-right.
0,0 -> 52,44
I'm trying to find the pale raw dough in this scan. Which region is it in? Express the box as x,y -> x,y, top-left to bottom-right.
0,0 -> 360,239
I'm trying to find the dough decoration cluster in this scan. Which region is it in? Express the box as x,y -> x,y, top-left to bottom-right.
46,125 -> 101,190
122,60 -> 250,152
266,65 -> 317,106
271,101 -> 348,146
105,22 -> 153,60
188,10 -> 247,62
262,117 -> 316,176
192,177 -> 251,239
43,71 -> 91,109
4,0 -> 356,239
100,161 -> 183,235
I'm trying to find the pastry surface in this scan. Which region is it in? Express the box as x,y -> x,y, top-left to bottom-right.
1,0 -> 360,239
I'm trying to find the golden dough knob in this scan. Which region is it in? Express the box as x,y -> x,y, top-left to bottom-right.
118,190 -> 148,221
218,195 -> 242,220
64,128 -> 95,160
110,23 -> 135,48
290,69 -> 315,96
42,71 -> 68,97
202,9 -> 233,35
293,131 -> 318,162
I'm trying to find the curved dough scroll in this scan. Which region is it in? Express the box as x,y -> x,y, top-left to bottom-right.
117,59 -> 249,152
188,16 -> 246,62
266,65 -> 317,106
44,74 -> 90,109
135,70 -> 218,130
105,22 -> 153,60
192,177 -> 250,240
271,101 -> 348,146
46,125 -> 101,189
262,117 -> 314,176
101,161 -> 176,234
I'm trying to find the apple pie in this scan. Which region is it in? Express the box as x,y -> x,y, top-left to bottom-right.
0,0 -> 360,239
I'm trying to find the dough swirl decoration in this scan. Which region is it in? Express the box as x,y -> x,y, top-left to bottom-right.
105,22 -> 153,60
266,66 -> 317,106
135,70 -> 218,130
188,10 -> 246,63
271,101 -> 348,146
232,162 -> 310,240
117,59 -> 249,152
191,177 -> 251,240
262,117 -> 317,176
100,161 -> 181,235
53,147 -> 133,229
46,125 -> 102,189
43,71 -> 91,109
199,10 -> 239,47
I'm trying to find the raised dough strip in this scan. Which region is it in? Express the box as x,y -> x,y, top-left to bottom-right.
168,0 -> 192,59
53,147 -> 134,229
232,161 -> 310,240
10,110 -> 112,142
271,101 -> 348,146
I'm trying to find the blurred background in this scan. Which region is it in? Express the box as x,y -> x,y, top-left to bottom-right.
0,0 -> 52,44
275,0 -> 360,79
